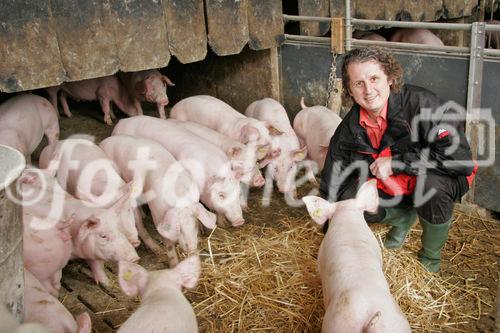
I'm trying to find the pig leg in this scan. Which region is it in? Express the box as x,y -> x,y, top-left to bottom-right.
59,90 -> 73,118
165,239 -> 179,268
216,213 -> 228,228
97,95 -> 113,126
46,86 -> 60,113
88,259 -> 109,285
49,270 -> 63,295
135,213 -> 163,255
157,104 -> 166,119
134,100 -> 144,115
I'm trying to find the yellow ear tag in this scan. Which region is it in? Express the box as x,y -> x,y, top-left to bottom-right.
296,153 -> 304,159
313,208 -> 322,218
123,270 -> 133,281
131,184 -> 140,195
258,147 -> 267,153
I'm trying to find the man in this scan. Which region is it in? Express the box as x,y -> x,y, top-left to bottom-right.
319,47 -> 477,272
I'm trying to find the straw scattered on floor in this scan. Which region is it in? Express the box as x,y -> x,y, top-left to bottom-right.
186,209 -> 498,333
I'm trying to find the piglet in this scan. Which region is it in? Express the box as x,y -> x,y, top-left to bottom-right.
0,94 -> 59,163
389,28 -> 444,46
117,255 -> 200,333
293,98 -> 342,172
24,270 -> 92,333
302,180 -> 411,332
46,75 -> 139,125
245,98 -> 307,193
170,95 -> 281,162
119,69 -> 174,119
172,119 -> 264,187
100,135 -> 216,267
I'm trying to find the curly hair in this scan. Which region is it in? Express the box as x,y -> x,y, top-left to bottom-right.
341,47 -> 403,100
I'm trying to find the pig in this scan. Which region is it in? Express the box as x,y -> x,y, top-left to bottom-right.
0,94 -> 59,163
38,137 -> 140,246
389,28 -> 444,46
0,304 -> 51,333
245,98 -> 308,193
112,116 -> 245,227
19,168 -> 140,285
293,98 -> 342,171
46,75 -> 139,125
302,180 -> 411,333
170,95 -> 281,162
352,30 -> 387,41
119,69 -> 175,119
24,270 -> 92,333
100,135 -> 216,266
117,255 -> 200,333
171,119 -> 265,187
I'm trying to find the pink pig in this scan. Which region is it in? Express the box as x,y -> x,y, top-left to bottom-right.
100,135 -> 216,267
302,180 -> 411,333
170,95 -> 281,161
46,75 -> 139,125
38,137 -> 140,247
24,270 -> 92,333
245,98 -> 308,193
0,94 -> 59,163
117,255 -> 200,333
389,28 -> 444,46
112,116 -> 245,227
172,119 -> 265,187
119,69 -> 175,119
19,167 -> 140,286
293,98 -> 342,171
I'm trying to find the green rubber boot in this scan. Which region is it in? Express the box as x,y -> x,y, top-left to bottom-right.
383,208 -> 417,249
418,217 -> 452,273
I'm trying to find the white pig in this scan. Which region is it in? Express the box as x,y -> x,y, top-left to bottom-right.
117,255 -> 200,333
170,95 -> 281,161
38,137 -> 140,246
24,270 -> 92,333
302,180 -> 411,333
172,119 -> 264,187
293,98 -> 342,171
119,69 -> 175,119
245,98 -> 308,193
0,94 -> 59,163
20,168 -> 140,285
0,304 -> 51,333
112,116 -> 245,227
100,135 -> 216,266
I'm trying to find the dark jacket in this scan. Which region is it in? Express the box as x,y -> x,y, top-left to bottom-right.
319,84 -> 475,201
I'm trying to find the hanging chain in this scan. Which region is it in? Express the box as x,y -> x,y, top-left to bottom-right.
325,53 -> 338,108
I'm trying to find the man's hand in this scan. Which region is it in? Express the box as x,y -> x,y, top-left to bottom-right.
370,157 -> 393,180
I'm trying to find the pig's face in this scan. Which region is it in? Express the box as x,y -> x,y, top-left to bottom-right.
205,176 -> 244,227
160,207 -> 199,254
75,216 -> 139,263
144,76 -> 169,106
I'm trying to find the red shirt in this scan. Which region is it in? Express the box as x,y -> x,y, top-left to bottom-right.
359,102 -> 417,196
359,103 -> 388,149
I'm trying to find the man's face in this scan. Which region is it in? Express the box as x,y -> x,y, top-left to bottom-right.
347,60 -> 392,116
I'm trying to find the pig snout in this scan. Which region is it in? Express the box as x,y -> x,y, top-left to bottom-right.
252,173 -> 266,187
231,218 -> 245,227
131,239 -> 141,248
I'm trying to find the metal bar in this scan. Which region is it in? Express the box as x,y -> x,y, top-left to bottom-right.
464,22 -> 486,203
484,48 -> 500,56
350,39 -> 470,53
485,24 -> 500,32
283,34 -> 330,44
345,0 -> 352,51
351,18 -> 471,30
283,14 -> 331,23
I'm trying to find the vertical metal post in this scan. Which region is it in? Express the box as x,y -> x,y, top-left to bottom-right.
464,22 -> 485,203
345,0 -> 352,51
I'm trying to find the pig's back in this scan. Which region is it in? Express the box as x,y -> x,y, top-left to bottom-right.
245,98 -> 294,133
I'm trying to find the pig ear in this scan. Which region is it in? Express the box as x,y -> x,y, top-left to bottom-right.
157,213 -> 179,241
195,203 -> 216,229
301,196 -> 336,225
291,146 -> 308,162
227,146 -> 242,158
173,255 -> 201,289
266,123 -> 284,136
354,180 -> 379,213
240,124 -> 260,144
258,157 -> 273,168
118,261 -> 149,297
162,75 -> 175,86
